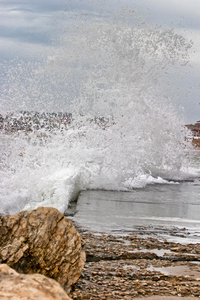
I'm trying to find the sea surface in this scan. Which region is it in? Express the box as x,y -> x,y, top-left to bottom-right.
0,5 -> 200,242
71,180 -> 200,243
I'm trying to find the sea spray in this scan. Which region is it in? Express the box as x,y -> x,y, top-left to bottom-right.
0,8 -> 195,214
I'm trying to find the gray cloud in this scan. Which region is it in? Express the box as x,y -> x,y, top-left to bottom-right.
0,26 -> 51,45
0,0 -> 98,13
0,4 -> 58,46
117,0 -> 200,32
0,0 -> 65,12
0,0 -> 199,123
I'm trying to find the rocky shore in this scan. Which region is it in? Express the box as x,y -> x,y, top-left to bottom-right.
0,264 -> 72,300
70,222 -> 200,299
193,138 -> 200,148
1,208 -> 200,299
1,112 -> 200,149
0,207 -> 85,299
186,120 -> 200,148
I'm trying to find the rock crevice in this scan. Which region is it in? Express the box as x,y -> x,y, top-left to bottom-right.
0,207 -> 85,292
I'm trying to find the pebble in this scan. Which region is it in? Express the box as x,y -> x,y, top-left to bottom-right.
70,223 -> 200,299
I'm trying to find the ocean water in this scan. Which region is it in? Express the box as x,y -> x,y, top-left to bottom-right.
71,182 -> 200,243
0,7 -> 200,233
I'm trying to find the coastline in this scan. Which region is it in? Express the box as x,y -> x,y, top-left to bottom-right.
1,113 -> 200,150
70,222 -> 200,299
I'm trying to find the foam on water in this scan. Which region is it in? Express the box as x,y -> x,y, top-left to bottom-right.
0,8 -> 199,214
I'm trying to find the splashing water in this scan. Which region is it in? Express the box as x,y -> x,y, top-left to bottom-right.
0,9 -> 197,215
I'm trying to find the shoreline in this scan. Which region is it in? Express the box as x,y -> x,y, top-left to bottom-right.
1,112 -> 200,149
70,222 -> 200,299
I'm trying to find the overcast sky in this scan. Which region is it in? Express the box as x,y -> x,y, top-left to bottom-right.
0,0 -> 199,123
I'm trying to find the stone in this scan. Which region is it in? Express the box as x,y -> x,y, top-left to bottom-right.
0,207 -> 85,292
0,264 -> 71,300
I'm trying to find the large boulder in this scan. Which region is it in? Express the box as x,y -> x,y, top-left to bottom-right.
0,264 -> 71,300
0,207 -> 85,292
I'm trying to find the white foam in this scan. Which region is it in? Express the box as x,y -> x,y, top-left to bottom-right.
123,174 -> 179,189
0,9 -> 199,214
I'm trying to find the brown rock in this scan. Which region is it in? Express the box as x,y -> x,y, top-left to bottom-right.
0,207 -> 85,292
0,264 -> 71,299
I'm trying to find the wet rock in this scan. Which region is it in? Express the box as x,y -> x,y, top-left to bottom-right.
0,207 -> 85,292
69,225 -> 200,299
0,264 -> 71,300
